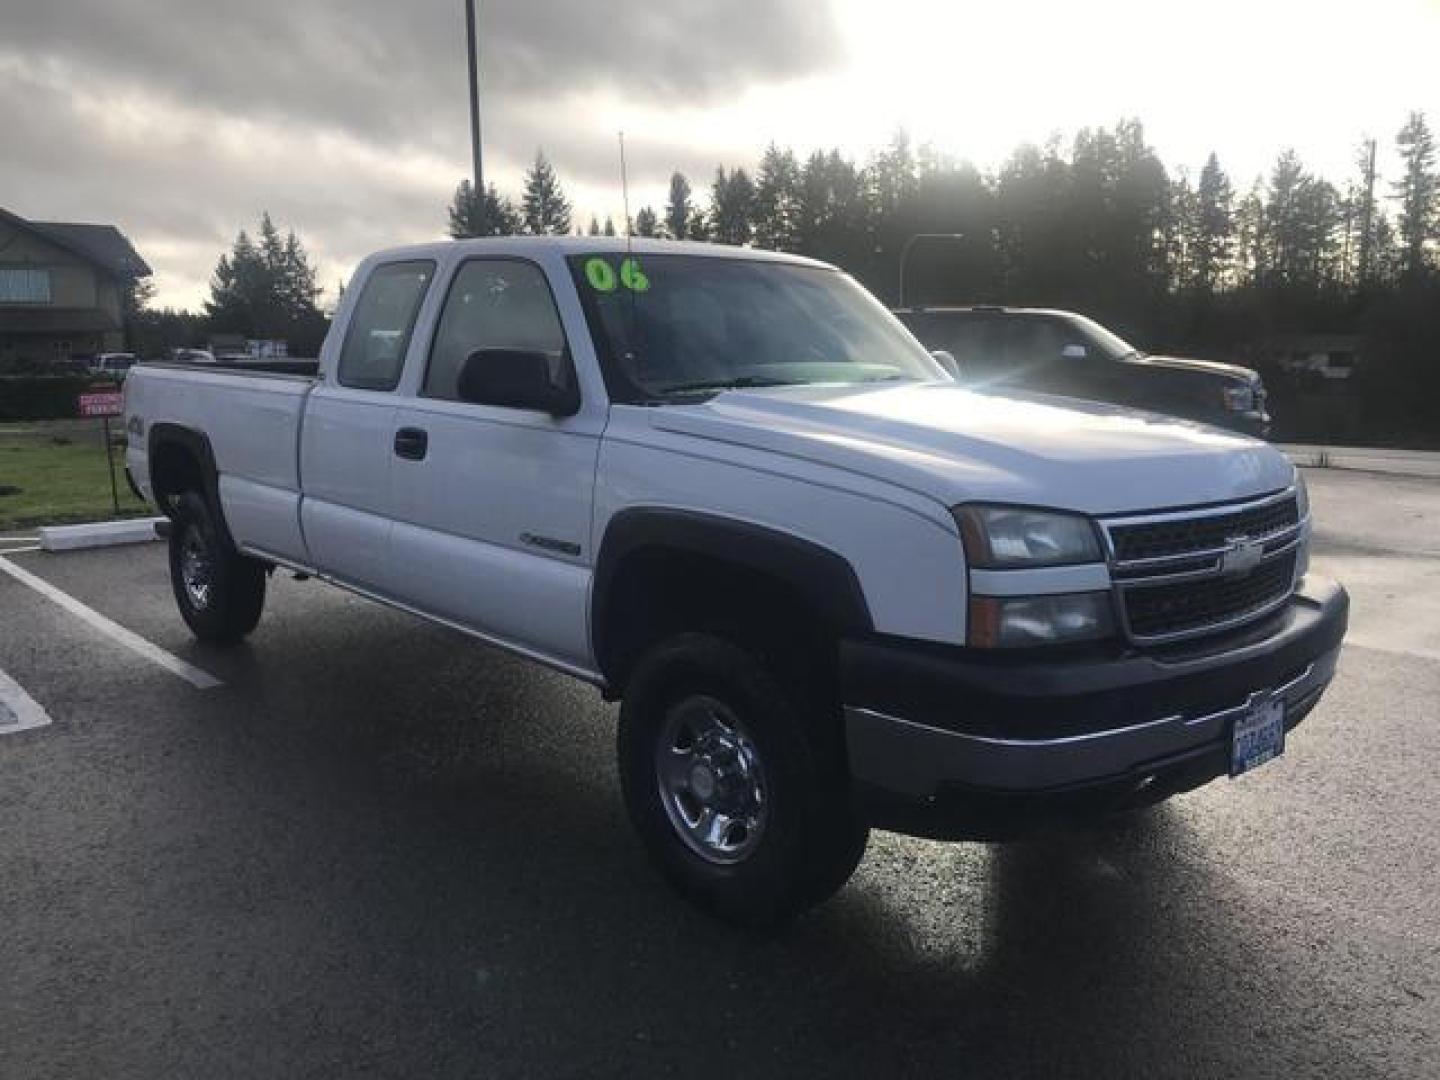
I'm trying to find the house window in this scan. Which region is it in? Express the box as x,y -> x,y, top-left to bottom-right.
0,267 -> 53,304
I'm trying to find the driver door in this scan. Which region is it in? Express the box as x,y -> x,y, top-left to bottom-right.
388,257 -> 601,670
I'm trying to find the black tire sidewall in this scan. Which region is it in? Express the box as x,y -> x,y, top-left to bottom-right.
618,633 -> 856,926
167,491 -> 263,643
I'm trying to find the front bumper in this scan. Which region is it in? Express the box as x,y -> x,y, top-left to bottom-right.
841,575 -> 1347,839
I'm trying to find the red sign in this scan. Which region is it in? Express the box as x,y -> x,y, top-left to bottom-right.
78,391 -> 124,418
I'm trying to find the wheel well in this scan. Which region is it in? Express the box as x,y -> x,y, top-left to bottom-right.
145,426 -> 238,548
149,438 -> 205,513
597,547 -> 839,694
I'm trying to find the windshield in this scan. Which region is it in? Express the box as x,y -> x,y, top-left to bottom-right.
1062,313 -> 1139,360
568,253 -> 942,402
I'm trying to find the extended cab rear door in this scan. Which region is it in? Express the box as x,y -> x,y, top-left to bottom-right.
300,258 -> 436,590
385,254 -> 603,672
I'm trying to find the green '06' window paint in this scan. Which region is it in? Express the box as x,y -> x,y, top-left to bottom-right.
619,257 -> 650,292
585,257 -> 617,292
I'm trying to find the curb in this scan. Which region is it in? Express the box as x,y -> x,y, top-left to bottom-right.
37,517 -> 165,553
1281,445 -> 1440,480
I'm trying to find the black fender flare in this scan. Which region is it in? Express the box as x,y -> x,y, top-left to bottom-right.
146,423 -> 236,550
591,507 -> 874,680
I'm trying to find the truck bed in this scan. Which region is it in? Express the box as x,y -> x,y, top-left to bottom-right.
140,358 -> 320,378
125,361 -> 317,559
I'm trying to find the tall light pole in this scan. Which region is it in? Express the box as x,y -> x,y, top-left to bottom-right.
897,232 -> 965,308
465,0 -> 484,228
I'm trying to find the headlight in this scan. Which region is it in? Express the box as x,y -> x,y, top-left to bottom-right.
955,505 -> 1102,568
1222,384 -> 1255,412
969,592 -> 1116,648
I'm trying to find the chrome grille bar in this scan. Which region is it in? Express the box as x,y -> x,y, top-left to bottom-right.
1100,488 -> 1305,645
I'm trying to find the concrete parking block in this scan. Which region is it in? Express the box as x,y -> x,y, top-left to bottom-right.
37,517 -> 164,552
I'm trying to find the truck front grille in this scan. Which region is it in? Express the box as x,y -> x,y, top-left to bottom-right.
1102,491 -> 1303,645
1108,497 -> 1299,564
1122,551 -> 1297,639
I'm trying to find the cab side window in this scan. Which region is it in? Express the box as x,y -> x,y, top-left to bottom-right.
337,260 -> 434,391
930,316 -> 1004,378
1003,317 -> 1073,375
424,259 -> 570,402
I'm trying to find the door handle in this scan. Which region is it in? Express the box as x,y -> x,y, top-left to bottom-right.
393,427 -> 428,461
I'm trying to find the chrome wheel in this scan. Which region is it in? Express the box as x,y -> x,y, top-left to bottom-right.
656,695 -> 768,865
179,525 -> 215,610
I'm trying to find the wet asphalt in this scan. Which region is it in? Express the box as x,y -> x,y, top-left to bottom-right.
1,468 -> 1436,1079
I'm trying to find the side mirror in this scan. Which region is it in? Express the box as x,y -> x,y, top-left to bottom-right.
930,349 -> 962,381
1061,344 -> 1088,360
457,348 -> 580,416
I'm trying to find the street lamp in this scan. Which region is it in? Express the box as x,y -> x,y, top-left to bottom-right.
897,232 -> 965,309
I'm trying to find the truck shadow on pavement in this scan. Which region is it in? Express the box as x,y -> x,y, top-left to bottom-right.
14,557 -> 1356,1080
137,615 -> 1365,1080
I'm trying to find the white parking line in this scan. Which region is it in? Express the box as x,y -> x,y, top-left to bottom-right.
0,555 -> 222,690
0,545 -> 41,555
0,666 -> 52,734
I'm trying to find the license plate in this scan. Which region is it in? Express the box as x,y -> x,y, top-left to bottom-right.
1231,697 -> 1286,777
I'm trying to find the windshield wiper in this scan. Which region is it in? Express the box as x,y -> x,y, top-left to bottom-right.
658,375 -> 801,394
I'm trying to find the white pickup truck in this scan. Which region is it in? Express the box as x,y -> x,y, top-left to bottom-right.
125,237 -> 1348,925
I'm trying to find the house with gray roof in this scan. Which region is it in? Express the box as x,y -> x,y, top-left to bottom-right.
0,207 -> 152,367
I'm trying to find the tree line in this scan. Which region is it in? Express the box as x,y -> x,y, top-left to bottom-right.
130,113 -> 1439,443
450,115 -> 1439,442
453,117 -> 1438,301
128,212 -> 330,359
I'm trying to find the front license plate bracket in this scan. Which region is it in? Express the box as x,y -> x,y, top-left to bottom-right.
1231,696 -> 1286,777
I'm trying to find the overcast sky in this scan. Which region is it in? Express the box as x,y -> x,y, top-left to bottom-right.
5,0 -> 1438,309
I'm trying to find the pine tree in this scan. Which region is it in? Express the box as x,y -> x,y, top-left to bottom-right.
1264,151 -> 1307,285
587,214 -> 601,237
634,207 -> 659,238
448,179 -> 520,238
752,144 -> 802,251
1192,153 -> 1235,293
603,216 -> 617,237
205,214 -> 324,347
710,167 -> 755,246
1234,178 -> 1268,287
1351,139 -> 1380,286
1393,111 -> 1438,278
664,172 -> 695,240
521,151 -> 572,235
1167,171 -> 1197,291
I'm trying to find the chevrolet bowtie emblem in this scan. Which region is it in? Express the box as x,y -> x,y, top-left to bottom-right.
1220,536 -> 1265,577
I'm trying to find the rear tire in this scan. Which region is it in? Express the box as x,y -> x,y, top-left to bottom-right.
617,632 -> 868,928
168,490 -> 266,644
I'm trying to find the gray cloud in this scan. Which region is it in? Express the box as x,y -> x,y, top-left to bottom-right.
3,1 -> 842,150
1,0 -> 845,305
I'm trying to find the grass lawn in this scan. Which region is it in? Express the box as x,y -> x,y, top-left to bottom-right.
0,430 -> 150,530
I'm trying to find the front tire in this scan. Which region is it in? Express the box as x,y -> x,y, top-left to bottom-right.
618,633 -> 868,927
168,490 -> 266,644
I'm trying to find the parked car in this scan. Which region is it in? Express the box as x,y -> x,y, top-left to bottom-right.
171,348 -> 218,365
895,306 -> 1271,436
124,238 -> 1345,925
89,352 -> 137,381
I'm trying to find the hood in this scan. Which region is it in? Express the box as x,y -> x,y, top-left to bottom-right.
649,382 -> 1293,515
1131,354 -> 1259,382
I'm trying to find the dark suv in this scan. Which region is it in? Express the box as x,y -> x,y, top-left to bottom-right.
896,306 -> 1270,437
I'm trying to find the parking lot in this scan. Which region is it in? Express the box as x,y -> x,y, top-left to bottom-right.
1,467 -> 1437,1079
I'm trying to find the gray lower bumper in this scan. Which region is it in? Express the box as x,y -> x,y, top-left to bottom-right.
846,644 -> 1340,798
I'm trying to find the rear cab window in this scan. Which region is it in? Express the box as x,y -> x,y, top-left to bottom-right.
337,260 -> 435,391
